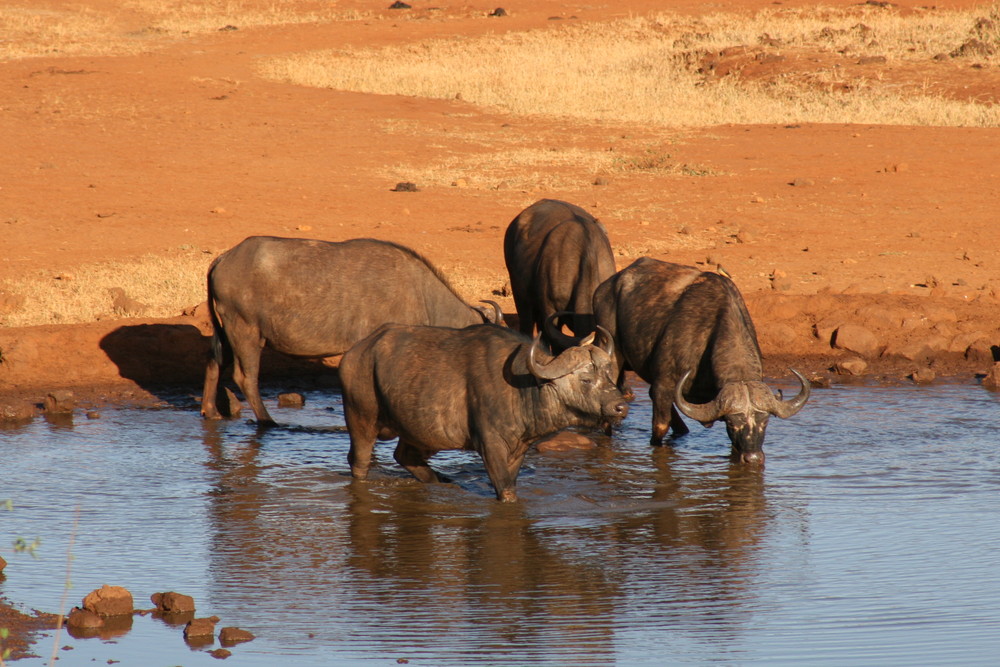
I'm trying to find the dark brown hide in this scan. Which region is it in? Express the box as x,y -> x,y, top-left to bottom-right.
504,199 -> 616,346
593,257 -> 808,460
201,236 -> 500,425
338,323 -> 627,502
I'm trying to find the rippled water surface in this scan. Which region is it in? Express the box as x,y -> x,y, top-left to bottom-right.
2,382 -> 999,665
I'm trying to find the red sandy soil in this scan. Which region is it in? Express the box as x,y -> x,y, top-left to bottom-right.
1,0 -> 998,413
1,0 -> 999,650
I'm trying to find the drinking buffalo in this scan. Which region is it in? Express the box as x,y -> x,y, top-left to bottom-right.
201,236 -> 501,425
593,257 -> 809,463
338,323 -> 628,502
504,199 -> 616,346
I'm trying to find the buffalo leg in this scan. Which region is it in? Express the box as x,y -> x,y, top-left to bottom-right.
393,440 -> 440,483
344,406 -> 378,480
201,352 -> 223,420
482,443 -> 524,503
228,329 -> 274,426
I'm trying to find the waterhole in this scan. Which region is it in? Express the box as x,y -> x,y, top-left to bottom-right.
1,381 -> 999,665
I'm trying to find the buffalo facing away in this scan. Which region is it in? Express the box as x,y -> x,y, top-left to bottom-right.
593,257 -> 809,463
201,236 -> 501,425
338,323 -> 628,502
504,199 -> 616,345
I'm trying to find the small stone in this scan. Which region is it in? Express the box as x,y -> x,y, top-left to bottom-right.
210,207 -> 227,215
210,648 -> 232,659
184,616 -> 219,638
834,357 -> 868,376
0,554 -> 6,571
832,324 -> 880,358
857,55 -> 887,65
489,7 -> 508,16
219,627 -> 255,645
593,176 -> 609,186
82,585 -> 134,617
735,229 -> 754,243
151,592 -> 196,614
536,431 -> 597,452
790,177 -> 815,187
44,390 -> 75,414
750,195 -> 765,203
983,362 -> 1000,391
808,374 -> 833,389
678,225 -> 692,235
909,368 -> 936,383
296,225 -> 313,232
0,401 -> 36,423
451,178 -> 468,188
67,607 -> 105,629
86,411 -> 101,419
277,392 -> 305,408
391,182 -> 419,192
388,1 -> 411,8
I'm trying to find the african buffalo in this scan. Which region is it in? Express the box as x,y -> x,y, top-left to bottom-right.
338,323 -> 628,502
593,257 -> 809,463
201,236 -> 501,425
504,199 -> 616,346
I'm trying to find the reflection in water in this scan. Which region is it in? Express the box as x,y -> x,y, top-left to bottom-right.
197,403 -> 778,664
2,384 -> 1000,665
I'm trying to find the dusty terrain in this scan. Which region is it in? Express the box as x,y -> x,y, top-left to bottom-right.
1,0 -> 999,654
0,0 -> 998,411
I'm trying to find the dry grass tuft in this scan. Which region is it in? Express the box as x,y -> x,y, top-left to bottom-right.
0,252 -> 211,327
259,5 -> 1000,127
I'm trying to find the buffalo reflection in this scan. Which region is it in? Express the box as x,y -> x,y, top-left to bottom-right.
197,416 -> 788,662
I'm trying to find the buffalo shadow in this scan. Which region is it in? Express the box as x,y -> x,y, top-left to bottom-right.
99,323 -> 339,406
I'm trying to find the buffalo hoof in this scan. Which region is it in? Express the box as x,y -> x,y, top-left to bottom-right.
497,489 -> 518,503
351,467 -> 369,480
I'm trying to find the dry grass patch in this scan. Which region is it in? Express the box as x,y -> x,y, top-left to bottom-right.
0,252 -> 211,327
0,0 -> 373,61
259,5 -> 1000,127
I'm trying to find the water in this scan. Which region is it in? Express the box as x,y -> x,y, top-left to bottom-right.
1,382 -> 999,665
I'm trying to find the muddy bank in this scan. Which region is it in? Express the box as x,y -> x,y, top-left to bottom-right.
1,290 -> 998,415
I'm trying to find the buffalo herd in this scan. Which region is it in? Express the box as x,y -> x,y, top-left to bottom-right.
201,198 -> 809,501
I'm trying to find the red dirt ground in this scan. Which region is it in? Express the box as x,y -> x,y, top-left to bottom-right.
0,0 -> 997,404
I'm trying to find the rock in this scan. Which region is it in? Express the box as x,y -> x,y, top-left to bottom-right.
832,324 -> 880,358
184,616 -> 220,638
86,410 -> 101,419
391,182 -> 419,192
67,607 -> 105,629
834,357 -> 867,376
0,400 -> 36,424
858,55 -> 888,65
790,177 -> 815,187
909,367 -> 936,383
109,287 -> 149,316
983,363 -> 1000,391
808,373 -> 833,389
151,592 -> 196,614
965,339 -> 997,364
593,176 -> 609,186
210,648 -> 233,659
277,392 -> 305,408
388,1 -> 411,8
489,7 -> 508,17
536,431 -> 597,452
451,178 -> 468,188
44,390 -> 75,414
0,554 -> 6,571
219,627 -> 256,645
950,39 -> 995,58
82,585 -> 134,617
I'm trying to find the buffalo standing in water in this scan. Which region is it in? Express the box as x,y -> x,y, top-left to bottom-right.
201,236 -> 501,425
338,323 -> 628,502
593,257 -> 809,463
504,199 -> 616,346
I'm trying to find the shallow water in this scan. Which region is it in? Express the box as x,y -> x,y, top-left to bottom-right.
1,381 -> 999,665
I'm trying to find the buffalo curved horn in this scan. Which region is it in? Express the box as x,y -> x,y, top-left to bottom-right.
478,300 -> 504,325
767,368 -> 811,418
543,311 -> 583,351
673,369 -> 725,423
527,332 -> 582,380
594,325 -> 615,358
